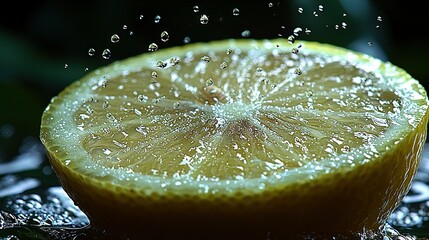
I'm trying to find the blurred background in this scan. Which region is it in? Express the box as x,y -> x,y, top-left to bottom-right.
1,0 -> 429,238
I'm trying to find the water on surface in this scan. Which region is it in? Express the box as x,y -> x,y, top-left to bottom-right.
1,138 -> 429,239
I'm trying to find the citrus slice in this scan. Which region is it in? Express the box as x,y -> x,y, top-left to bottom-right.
40,39 -> 429,238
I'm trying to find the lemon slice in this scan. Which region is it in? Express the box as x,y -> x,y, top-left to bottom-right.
40,39 -> 429,238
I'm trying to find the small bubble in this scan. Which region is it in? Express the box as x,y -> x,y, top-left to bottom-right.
292,48 -> 299,54
233,8 -> 240,16
173,102 -> 180,109
294,68 -> 303,75
148,43 -> 158,52
201,55 -> 211,62
102,101 -> 109,109
287,35 -> 295,44
111,34 -> 120,43
64,64 -> 68,69
220,61 -> 228,69
318,5 -> 324,11
226,48 -> 232,54
183,36 -> 191,44
154,15 -> 161,23
298,7 -> 303,14
137,95 -> 147,102
200,14 -> 209,24
305,28 -> 311,35
139,14 -> 144,20
129,31 -> 134,35
335,24 -> 339,30
102,49 -> 111,59
151,71 -> 158,78
88,48 -> 96,56
170,57 -> 180,66
193,5 -> 199,13
313,11 -> 318,17
293,27 -> 302,36
160,31 -> 170,42
377,16 -> 382,21
206,78 -> 214,86
123,25 -> 127,30
241,30 -> 251,37
342,22 -> 347,29
376,25 -> 380,29
156,61 -> 167,69
343,13 -> 347,17
85,67 -> 89,72
268,3 -> 273,7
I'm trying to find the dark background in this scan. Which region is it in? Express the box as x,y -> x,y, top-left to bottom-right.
1,0 -> 428,161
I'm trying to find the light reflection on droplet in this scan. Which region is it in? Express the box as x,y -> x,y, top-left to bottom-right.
154,15 -> 161,23
102,49 -> 111,59
233,8 -> 240,16
64,64 -> 68,69
123,25 -> 127,30
193,5 -> 199,13
139,14 -> 144,20
298,7 -> 303,14
293,27 -> 302,36
200,14 -> 209,24
88,48 -> 96,56
160,31 -> 170,42
183,36 -> 191,44
110,34 -> 120,43
241,30 -> 251,37
148,43 -> 159,52
287,35 -> 295,44
318,5 -> 324,11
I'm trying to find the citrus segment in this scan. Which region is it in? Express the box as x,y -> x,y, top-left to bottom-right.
40,39 -> 429,238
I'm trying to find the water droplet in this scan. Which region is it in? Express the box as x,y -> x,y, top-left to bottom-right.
102,101 -> 109,109
102,49 -> 111,59
294,68 -> 302,75
343,13 -> 347,17
64,64 -> 68,69
341,22 -> 347,29
313,11 -> 318,17
156,60 -> 167,69
123,25 -> 127,30
268,3 -> 273,7
173,102 -> 180,109
151,71 -> 158,78
193,5 -> 199,13
88,48 -> 96,56
226,48 -> 232,54
318,5 -> 324,11
201,55 -> 211,62
292,48 -> 299,54
154,15 -> 161,23
183,36 -> 191,44
169,57 -> 180,66
206,78 -> 214,86
368,41 -> 373,47
85,67 -> 89,72
129,31 -> 134,35
137,94 -> 147,102
377,16 -> 382,21
148,43 -> 158,52
293,27 -> 302,36
335,24 -> 339,30
287,35 -> 295,44
232,8 -> 240,16
241,30 -> 251,37
200,14 -> 209,24
305,28 -> 311,35
160,31 -> 170,42
298,7 -> 303,14
219,61 -> 228,69
139,14 -> 144,20
111,34 -> 120,43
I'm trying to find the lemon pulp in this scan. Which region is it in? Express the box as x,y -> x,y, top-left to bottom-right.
40,39 -> 429,238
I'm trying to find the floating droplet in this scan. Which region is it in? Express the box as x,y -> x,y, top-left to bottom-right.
85,67 -> 89,72
293,27 -> 302,36
88,48 -> 96,56
102,49 -> 111,59
160,31 -> 170,42
151,71 -> 158,78
111,34 -> 120,43
287,35 -> 295,44
200,14 -> 209,24
156,61 -> 167,69
139,15 -> 144,20
368,41 -> 373,47
148,43 -> 158,52
377,16 -> 382,21
64,64 -> 68,69
154,15 -> 161,23
206,78 -> 214,86
129,31 -> 134,35
343,13 -> 347,17
226,48 -> 232,54
193,5 -> 199,13
305,28 -> 311,35
183,36 -> 191,44
318,5 -> 324,11
170,57 -> 180,66
137,94 -> 147,102
342,22 -> 347,29
232,8 -> 240,16
123,25 -> 127,30
201,55 -> 211,62
241,30 -> 251,37
268,2 -> 273,7
219,61 -> 228,69
298,7 -> 303,14
313,11 -> 318,17
294,68 -> 302,75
